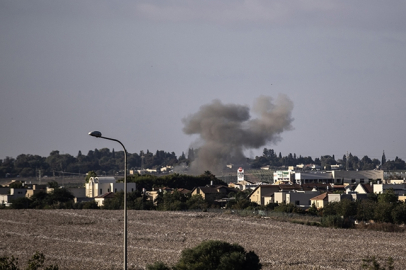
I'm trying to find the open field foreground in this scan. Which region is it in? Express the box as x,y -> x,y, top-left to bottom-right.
1,210 -> 406,270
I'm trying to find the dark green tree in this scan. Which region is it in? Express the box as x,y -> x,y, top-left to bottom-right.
173,240 -> 261,270
391,202 -> 406,224
85,171 -> 97,183
377,189 -> 398,204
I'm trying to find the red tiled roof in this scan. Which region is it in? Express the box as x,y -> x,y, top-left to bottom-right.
360,184 -> 373,193
95,192 -> 115,198
310,192 -> 330,201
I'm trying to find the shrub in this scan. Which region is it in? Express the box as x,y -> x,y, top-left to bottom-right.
0,252 -> 58,270
173,240 -> 261,270
146,262 -> 171,270
361,256 -> 394,270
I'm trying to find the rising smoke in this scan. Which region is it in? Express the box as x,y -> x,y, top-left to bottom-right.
182,94 -> 294,174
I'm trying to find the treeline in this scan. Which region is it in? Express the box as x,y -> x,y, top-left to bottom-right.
0,148 -> 187,178
251,148 -> 406,170
1,148 -> 406,179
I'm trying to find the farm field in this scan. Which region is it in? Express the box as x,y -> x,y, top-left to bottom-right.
1,210 -> 405,269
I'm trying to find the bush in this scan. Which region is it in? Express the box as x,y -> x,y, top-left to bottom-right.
146,262 -> 171,270
321,215 -> 346,228
0,252 -> 58,270
361,256 -> 394,270
146,240 -> 261,270
173,240 -> 261,270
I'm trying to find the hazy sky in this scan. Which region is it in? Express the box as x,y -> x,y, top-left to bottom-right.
1,0 -> 406,162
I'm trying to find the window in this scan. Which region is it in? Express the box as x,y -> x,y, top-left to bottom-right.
100,189 -> 102,194
295,200 -> 300,205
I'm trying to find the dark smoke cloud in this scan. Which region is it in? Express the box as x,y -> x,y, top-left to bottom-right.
182,94 -> 294,174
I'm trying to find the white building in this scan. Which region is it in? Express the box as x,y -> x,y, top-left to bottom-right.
237,167 -> 244,182
273,170 -> 295,184
294,170 -> 384,185
0,188 -> 27,206
85,177 -> 136,198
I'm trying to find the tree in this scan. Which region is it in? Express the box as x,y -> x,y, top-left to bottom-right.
47,181 -> 59,189
172,240 -> 261,270
85,171 -> 97,183
377,189 -> 398,204
382,151 -> 386,167
391,202 -> 406,224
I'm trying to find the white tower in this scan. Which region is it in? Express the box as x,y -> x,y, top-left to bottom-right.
237,167 -> 244,182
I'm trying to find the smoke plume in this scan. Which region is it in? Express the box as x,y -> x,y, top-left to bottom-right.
182,94 -> 294,174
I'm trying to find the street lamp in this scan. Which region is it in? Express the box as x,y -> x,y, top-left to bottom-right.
88,131 -> 128,270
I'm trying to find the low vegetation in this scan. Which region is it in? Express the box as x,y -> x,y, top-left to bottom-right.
1,210 -> 405,269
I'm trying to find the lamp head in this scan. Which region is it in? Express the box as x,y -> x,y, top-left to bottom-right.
88,131 -> 102,138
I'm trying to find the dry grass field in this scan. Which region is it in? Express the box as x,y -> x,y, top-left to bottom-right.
1,210 -> 405,269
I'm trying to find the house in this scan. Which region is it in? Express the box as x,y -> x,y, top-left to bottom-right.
310,192 -> 330,209
328,192 -> 367,204
24,184 -> 47,198
248,185 -> 280,206
94,192 -> 115,207
0,188 -> 27,206
85,177 -> 136,198
275,189 -> 320,208
354,183 -> 373,194
373,183 -> 406,195
191,185 -> 235,203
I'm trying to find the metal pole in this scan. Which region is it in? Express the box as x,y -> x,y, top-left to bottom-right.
88,132 -> 127,270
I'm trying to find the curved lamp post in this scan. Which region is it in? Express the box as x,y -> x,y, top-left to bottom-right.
88,131 -> 128,270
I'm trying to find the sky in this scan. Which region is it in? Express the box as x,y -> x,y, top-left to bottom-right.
1,0 -> 406,163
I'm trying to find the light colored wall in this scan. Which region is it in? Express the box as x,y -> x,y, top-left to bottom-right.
328,194 -> 341,203
86,179 -> 136,197
373,184 -> 406,195
287,191 -> 320,207
250,188 -> 262,205
333,170 -> 384,184
274,192 -> 287,204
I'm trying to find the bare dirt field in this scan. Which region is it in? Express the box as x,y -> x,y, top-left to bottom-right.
1,210 -> 405,269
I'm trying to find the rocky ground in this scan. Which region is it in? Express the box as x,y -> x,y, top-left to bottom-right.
1,210 -> 405,269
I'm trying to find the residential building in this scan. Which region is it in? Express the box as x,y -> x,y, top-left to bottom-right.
310,192 -> 330,208
248,185 -> 280,206
0,188 -> 27,206
275,189 -> 320,208
85,177 -> 136,198
373,183 -> 406,195
191,185 -> 235,203
94,192 -> 115,207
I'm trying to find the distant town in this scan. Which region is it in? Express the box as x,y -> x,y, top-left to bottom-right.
2,148 -> 406,230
